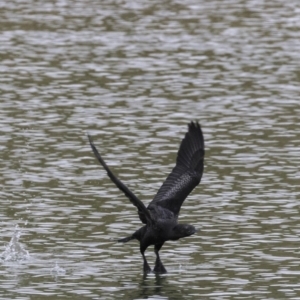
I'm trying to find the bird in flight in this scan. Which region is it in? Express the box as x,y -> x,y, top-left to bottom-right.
88,121 -> 205,274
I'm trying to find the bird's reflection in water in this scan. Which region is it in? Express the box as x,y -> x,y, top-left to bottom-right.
131,273 -> 183,300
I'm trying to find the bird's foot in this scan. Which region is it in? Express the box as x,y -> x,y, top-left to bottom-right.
143,261 -> 152,274
153,260 -> 167,274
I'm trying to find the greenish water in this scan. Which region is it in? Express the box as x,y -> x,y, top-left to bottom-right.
1,0 -> 300,299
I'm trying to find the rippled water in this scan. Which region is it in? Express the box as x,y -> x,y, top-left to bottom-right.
1,0 -> 300,299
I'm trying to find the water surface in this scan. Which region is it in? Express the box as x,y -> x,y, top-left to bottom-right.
1,0 -> 300,299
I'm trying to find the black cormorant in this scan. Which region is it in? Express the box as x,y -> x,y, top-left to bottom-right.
88,121 -> 205,274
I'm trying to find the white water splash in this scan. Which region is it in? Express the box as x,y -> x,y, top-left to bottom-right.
51,262 -> 66,278
0,225 -> 30,262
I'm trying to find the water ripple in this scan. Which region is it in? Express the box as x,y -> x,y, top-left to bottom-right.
1,0 -> 300,299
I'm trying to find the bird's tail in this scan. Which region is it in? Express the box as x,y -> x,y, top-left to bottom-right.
117,235 -> 135,243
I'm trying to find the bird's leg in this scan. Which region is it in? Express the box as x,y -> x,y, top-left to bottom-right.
153,243 -> 167,274
140,245 -> 151,273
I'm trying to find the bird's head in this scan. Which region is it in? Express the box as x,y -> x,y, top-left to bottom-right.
170,224 -> 197,241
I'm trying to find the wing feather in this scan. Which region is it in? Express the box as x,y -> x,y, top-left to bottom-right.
149,122 -> 204,216
88,135 -> 152,224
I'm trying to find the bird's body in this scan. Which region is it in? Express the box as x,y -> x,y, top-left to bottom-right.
88,121 -> 204,273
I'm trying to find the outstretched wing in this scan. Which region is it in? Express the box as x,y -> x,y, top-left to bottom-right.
148,122 -> 205,217
88,135 -> 152,224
